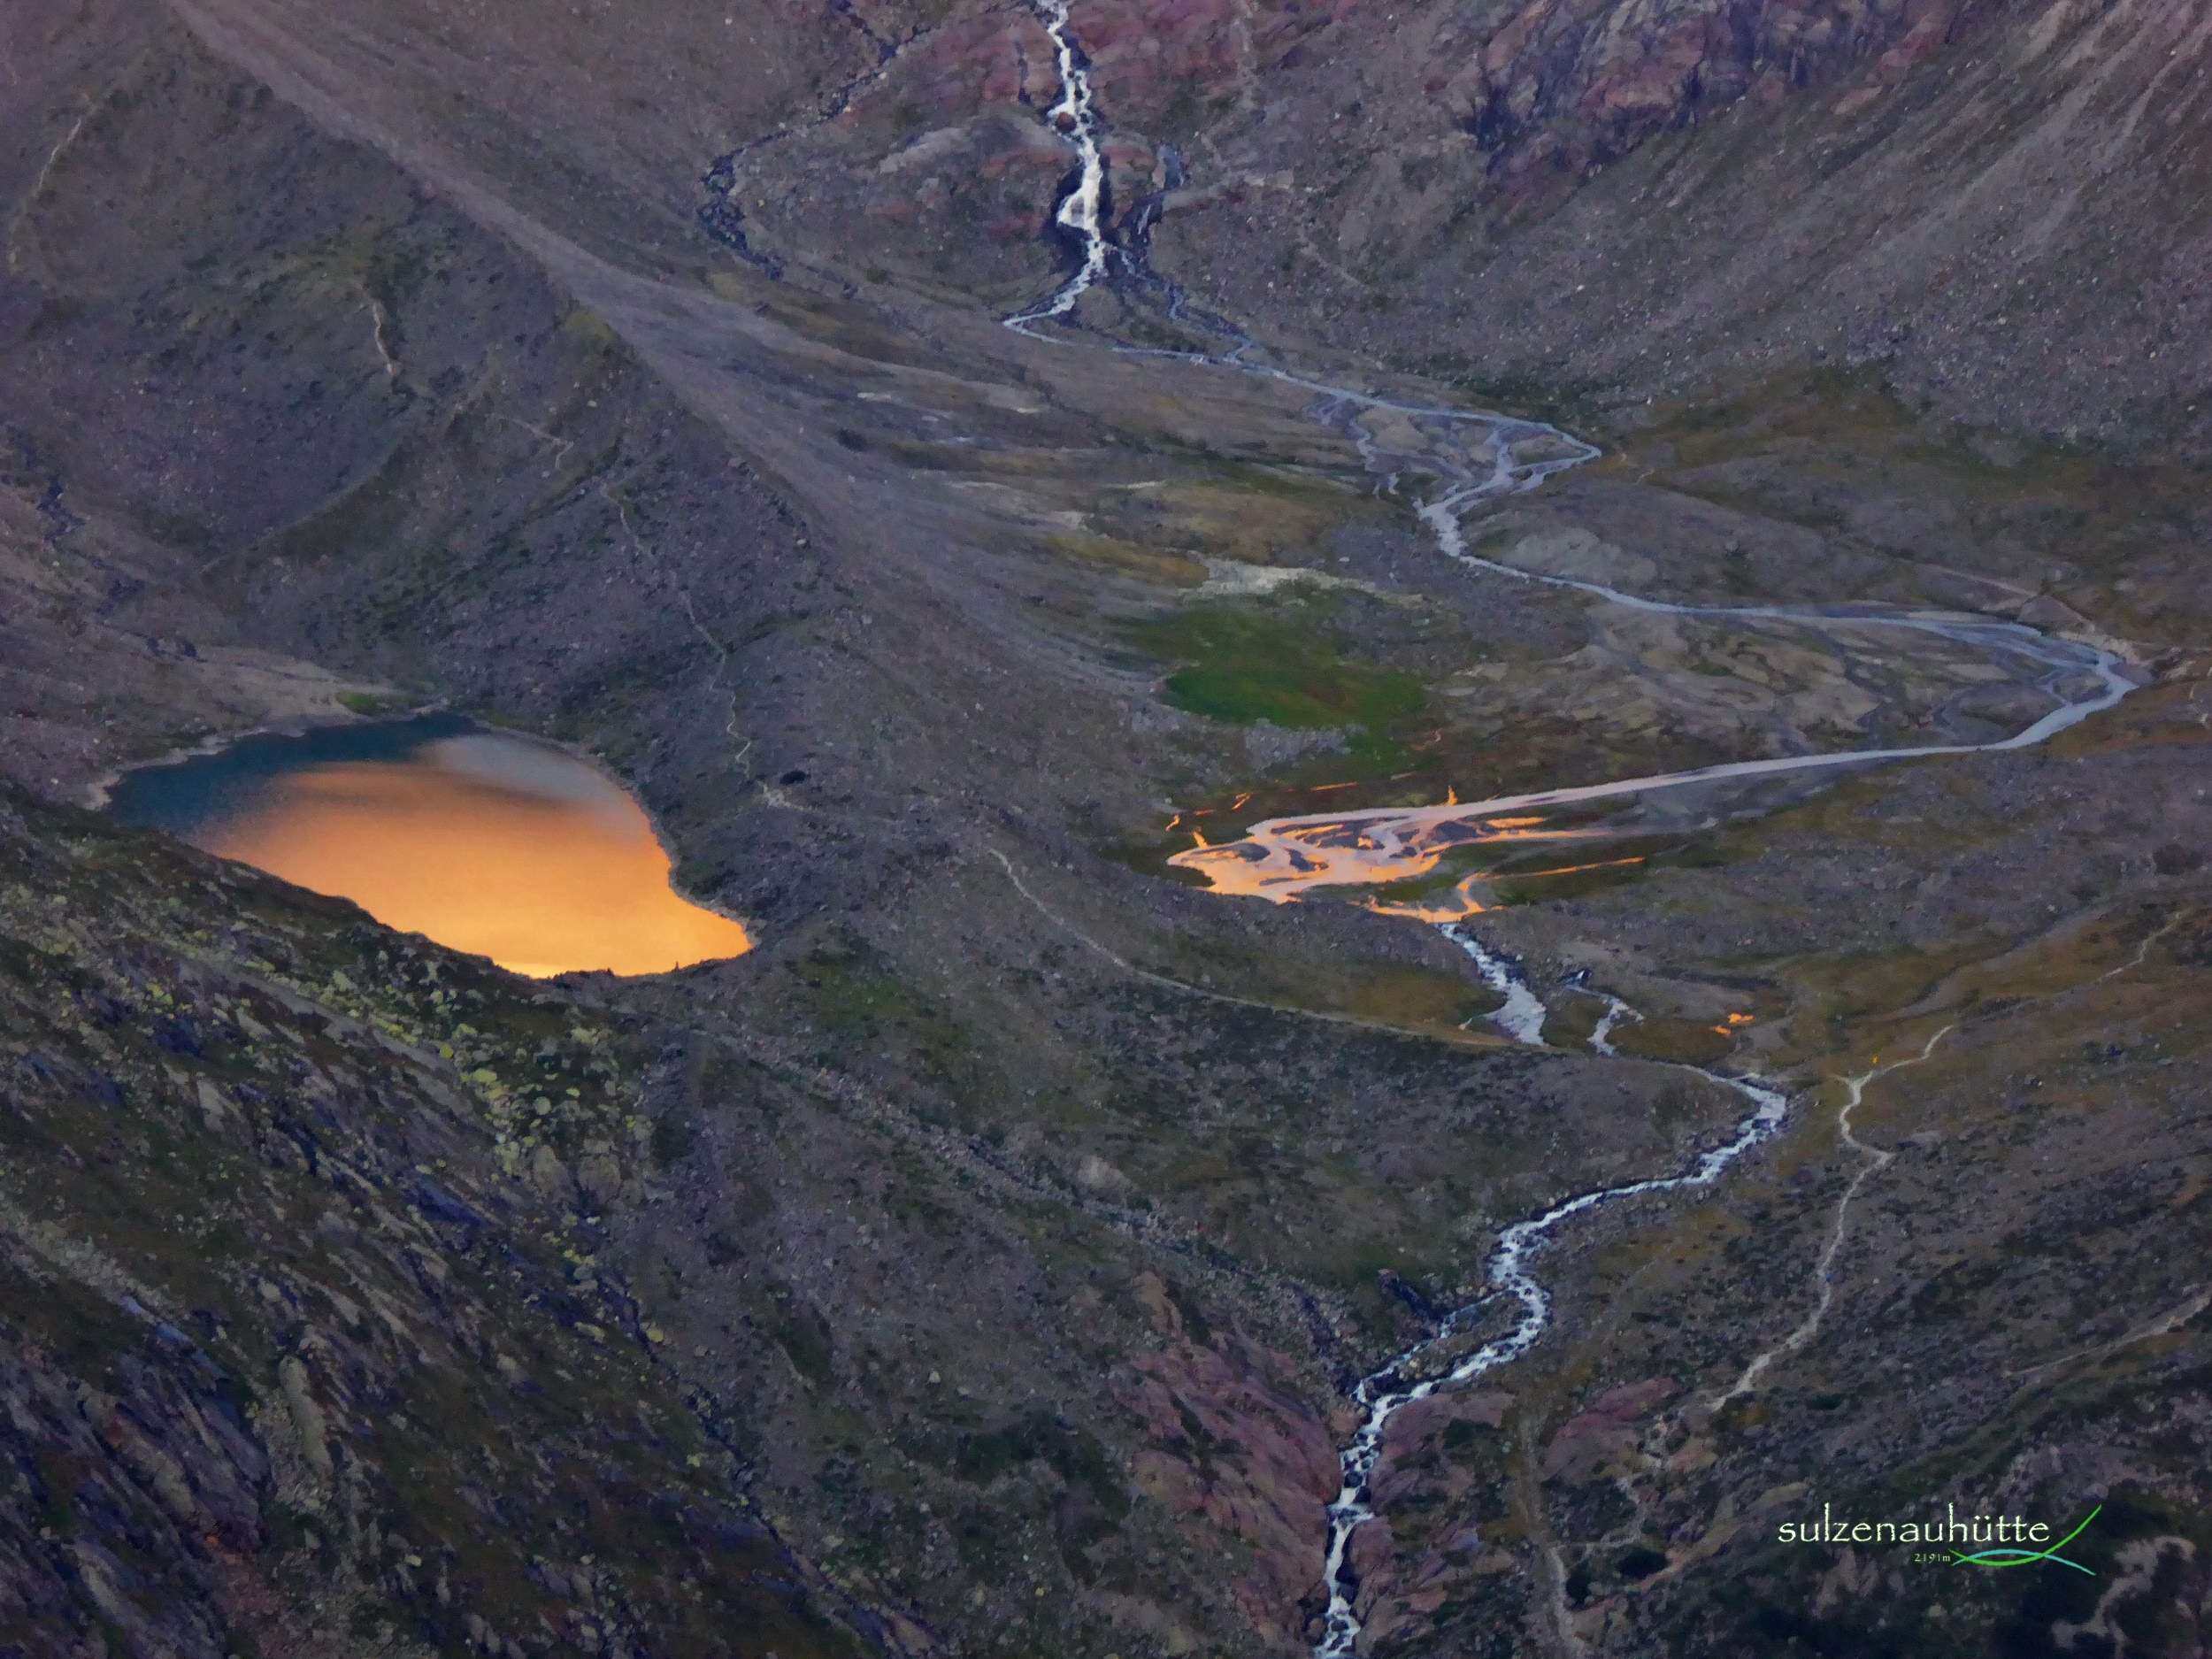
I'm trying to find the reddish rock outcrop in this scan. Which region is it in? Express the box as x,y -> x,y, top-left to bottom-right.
1119,1274 -> 1341,1648
1457,0 -> 1999,188
1340,1386 -> 1517,1637
1542,1376 -> 1679,1482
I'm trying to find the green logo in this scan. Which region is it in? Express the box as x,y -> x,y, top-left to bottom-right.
1951,1504 -> 2100,1575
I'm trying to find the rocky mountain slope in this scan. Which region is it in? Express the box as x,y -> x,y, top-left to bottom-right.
704,0 -> 2212,453
5,0 -> 2212,1655
0,785 -> 899,1658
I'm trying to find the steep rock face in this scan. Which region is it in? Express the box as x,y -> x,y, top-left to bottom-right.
1345,1388 -> 1517,1641
1118,1274 -> 1341,1651
608,0 -> 2212,453
0,787 -> 885,1658
1156,0 -> 2212,451
78,0 -> 2200,455
1455,0 -> 1996,187
717,0 -> 1351,300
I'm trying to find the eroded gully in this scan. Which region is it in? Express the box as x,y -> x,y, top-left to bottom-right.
995,7 -> 2140,1651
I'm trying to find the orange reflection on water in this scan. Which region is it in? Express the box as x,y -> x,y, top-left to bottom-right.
200,736 -> 750,978
1170,796 -> 1606,920
1369,873 -> 1490,925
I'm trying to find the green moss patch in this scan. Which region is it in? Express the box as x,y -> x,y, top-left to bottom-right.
1132,598 -> 1425,736
336,689 -> 411,716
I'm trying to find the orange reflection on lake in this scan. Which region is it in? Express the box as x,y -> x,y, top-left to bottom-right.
198,735 -> 749,978
1171,808 -> 1602,920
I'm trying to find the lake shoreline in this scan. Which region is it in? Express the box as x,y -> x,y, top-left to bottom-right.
96,705 -> 755,979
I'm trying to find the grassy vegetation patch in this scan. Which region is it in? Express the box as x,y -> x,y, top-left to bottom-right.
1491,856 -> 1649,906
767,1281 -> 837,1386
1048,530 -> 1206,588
1077,457 -> 1380,570
1337,964 -> 1502,1028
790,942 -> 974,1094
1366,854 -> 1484,908
1164,935 -> 1498,1036
337,690 -> 411,716
1540,992 -> 1605,1052
1132,597 -> 1425,733
1609,1016 -> 1736,1069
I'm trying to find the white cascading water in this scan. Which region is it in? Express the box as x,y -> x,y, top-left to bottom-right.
1004,0 -> 1113,331
1444,927 -> 1550,1046
1311,1000 -> 1788,1655
996,8 -> 2139,1651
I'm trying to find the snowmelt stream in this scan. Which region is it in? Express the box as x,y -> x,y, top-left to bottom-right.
995,6 -> 2139,1649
